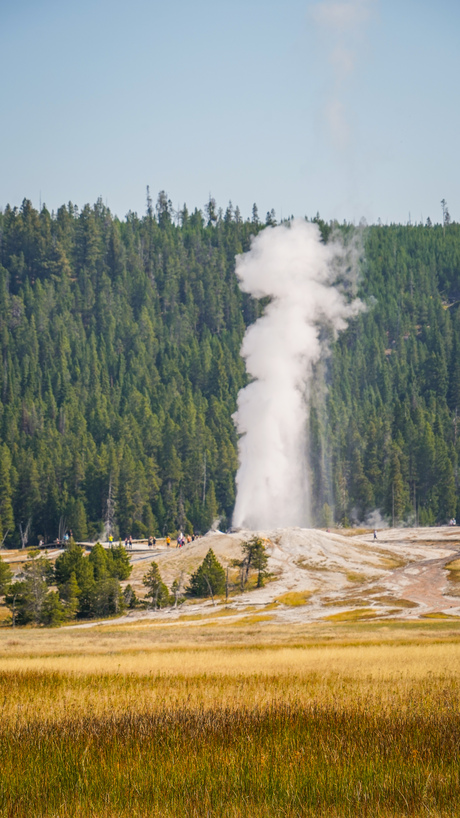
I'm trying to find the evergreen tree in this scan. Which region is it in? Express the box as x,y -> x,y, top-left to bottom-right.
235,536 -> 269,589
0,445 -> 14,543
187,549 -> 226,598
61,570 -> 80,619
106,542 -> 132,580
40,591 -> 66,627
89,542 -> 108,581
123,583 -> 138,608
88,577 -> 124,618
0,555 -> 12,595
143,562 -> 169,608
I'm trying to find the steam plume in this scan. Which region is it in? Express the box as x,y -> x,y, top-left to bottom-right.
310,0 -> 375,148
232,219 -> 360,530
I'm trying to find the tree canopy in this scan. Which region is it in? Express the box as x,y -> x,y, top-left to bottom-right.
0,195 -> 459,536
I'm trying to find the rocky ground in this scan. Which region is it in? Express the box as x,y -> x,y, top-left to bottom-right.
75,525 -> 460,626
5,526 -> 460,627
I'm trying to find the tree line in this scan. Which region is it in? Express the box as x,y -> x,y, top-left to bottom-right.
310,220 -> 460,526
0,194 -> 266,545
0,194 -> 459,538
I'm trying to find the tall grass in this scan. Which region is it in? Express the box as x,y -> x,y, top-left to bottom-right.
1,670 -> 460,816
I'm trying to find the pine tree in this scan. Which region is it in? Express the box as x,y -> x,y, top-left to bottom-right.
187,549 -> 226,598
386,445 -> 410,524
0,444 -> 14,543
106,543 -> 132,580
251,539 -> 269,588
89,542 -> 108,581
0,555 -> 12,594
40,591 -> 66,627
62,571 -> 80,620
143,562 -> 169,608
236,537 -> 269,589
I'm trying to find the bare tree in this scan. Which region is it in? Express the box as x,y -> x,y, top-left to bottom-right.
10,589 -> 19,629
171,571 -> 184,608
203,573 -> 216,607
441,199 -> 451,234
19,518 -> 32,550
58,516 -> 67,544
105,475 -> 115,540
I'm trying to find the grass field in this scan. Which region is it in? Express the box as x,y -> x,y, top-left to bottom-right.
1,620 -> 460,816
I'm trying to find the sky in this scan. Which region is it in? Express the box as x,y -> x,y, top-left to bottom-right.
0,0 -> 459,225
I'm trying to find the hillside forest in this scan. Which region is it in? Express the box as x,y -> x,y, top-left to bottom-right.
0,194 -> 459,546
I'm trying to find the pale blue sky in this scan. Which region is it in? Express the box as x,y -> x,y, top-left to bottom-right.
1,0 -> 458,224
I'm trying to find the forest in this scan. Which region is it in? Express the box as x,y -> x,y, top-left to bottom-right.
0,192 -> 459,546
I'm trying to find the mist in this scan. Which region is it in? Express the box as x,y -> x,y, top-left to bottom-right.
311,0 -> 375,149
232,219 -> 361,530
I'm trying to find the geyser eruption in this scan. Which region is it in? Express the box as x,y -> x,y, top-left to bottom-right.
232,219 -> 360,530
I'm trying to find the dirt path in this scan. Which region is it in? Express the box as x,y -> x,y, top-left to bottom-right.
382,549 -> 460,615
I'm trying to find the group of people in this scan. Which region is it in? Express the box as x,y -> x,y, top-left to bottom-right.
176,532 -> 196,547
163,532 -> 197,548
53,530 -> 74,546
110,533 -> 198,550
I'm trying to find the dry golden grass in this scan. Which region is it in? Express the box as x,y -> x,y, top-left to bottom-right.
2,666 -> 460,817
2,621 -> 460,679
346,571 -> 368,584
2,620 -> 460,815
328,527 -> 371,536
325,607 -> 378,622
423,612 -> 460,620
295,558 -> 330,571
378,555 -> 407,569
276,591 -> 312,606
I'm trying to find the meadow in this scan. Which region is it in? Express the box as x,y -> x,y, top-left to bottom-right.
1,620 -> 460,817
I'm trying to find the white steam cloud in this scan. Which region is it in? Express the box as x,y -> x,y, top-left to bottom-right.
232,219 -> 361,531
310,0 -> 375,148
